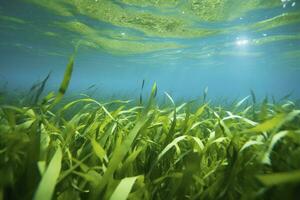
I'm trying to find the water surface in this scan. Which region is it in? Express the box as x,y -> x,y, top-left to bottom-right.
0,0 -> 299,101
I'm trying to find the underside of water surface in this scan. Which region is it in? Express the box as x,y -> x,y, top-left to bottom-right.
1,0 -> 300,200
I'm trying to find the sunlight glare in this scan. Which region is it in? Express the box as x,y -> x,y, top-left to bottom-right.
236,39 -> 249,46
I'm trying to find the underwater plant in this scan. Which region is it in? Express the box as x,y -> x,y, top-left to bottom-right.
1,57 -> 300,200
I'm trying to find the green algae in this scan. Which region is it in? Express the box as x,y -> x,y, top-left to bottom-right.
73,0 -> 218,38
121,0 -> 180,8
1,0 -> 298,55
252,33 -> 300,46
25,0 -> 217,38
0,0 -> 300,55
21,0 -> 297,33
249,12 -> 300,32
54,20 -> 183,54
179,0 -> 281,22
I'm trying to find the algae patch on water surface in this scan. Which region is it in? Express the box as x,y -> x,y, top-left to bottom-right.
9,0 -> 296,55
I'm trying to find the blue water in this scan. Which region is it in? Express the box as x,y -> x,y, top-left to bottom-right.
0,0 -> 300,102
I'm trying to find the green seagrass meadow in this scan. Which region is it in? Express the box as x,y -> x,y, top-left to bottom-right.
1,57 -> 300,200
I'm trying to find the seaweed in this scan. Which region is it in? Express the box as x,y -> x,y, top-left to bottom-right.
0,58 -> 300,200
